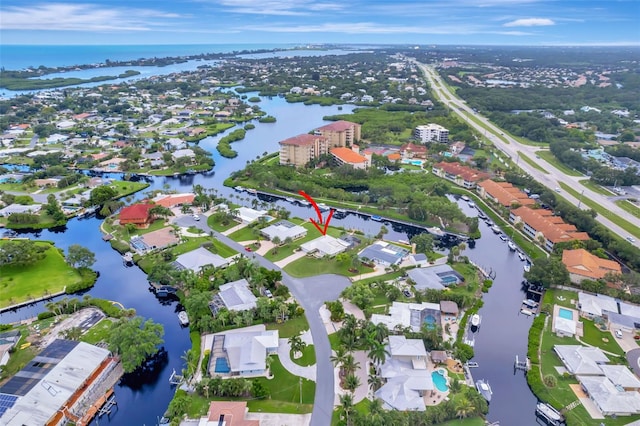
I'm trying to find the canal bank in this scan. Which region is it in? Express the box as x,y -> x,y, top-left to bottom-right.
1,91 -> 540,425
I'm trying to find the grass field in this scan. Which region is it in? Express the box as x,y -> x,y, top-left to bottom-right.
80,318 -> 113,345
0,241 -> 81,308
579,179 -> 615,196
616,200 -> 640,219
284,253 -> 374,278
519,152 -> 549,173
266,315 -> 309,338
291,344 -> 316,367
559,182 -> 640,239
536,151 -> 583,177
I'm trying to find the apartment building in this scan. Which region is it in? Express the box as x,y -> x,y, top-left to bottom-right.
432,161 -> 489,189
414,123 -> 449,143
330,146 -> 369,169
314,120 -> 361,148
279,134 -> 329,167
509,206 -> 590,251
477,179 -> 536,208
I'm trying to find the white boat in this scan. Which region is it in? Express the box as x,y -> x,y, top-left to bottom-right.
468,200 -> 476,208
499,234 -> 508,241
461,195 -> 469,201
246,188 -> 257,195
285,197 -> 295,203
466,361 -> 479,368
122,252 -> 133,265
178,311 -> 189,326
517,251 -> 526,261
491,225 -> 501,234
524,263 -> 531,273
520,308 -> 533,316
317,203 -> 329,212
536,402 -> 565,425
234,186 -> 245,192
476,379 -> 492,402
298,199 -> 311,207
471,314 -> 480,327
508,241 -> 517,251
335,208 -> 347,214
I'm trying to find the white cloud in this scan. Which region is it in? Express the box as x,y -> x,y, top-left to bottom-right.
243,22 -> 485,35
503,18 -> 555,27
0,3 -> 182,31
212,0 -> 344,16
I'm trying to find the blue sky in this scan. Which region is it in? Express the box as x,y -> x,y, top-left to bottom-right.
1,0 -> 639,45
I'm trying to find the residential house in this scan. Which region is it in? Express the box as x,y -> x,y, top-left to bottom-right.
152,193 -> 195,208
119,203 -> 154,228
371,302 -> 442,332
300,235 -> 350,258
330,146 -> 369,169
432,162 -> 489,189
209,279 -> 258,315
554,345 -> 609,376
562,249 -> 621,284
509,206 -> 590,251
314,120 -> 361,148
278,134 -> 328,167
0,330 -> 21,367
375,336 -> 433,411
414,124 -> 449,143
233,207 -> 268,225
407,253 -> 429,267
399,143 -> 427,159
439,301 -> 459,317
56,120 -> 76,130
577,292 -> 640,333
260,220 -> 307,242
211,326 -> 278,377
0,204 -> 42,217
407,265 -> 463,291
476,180 -> 535,208
578,375 -> 640,416
198,401 -> 258,426
173,247 -> 228,273
171,148 -> 195,162
358,241 -> 409,267
599,365 -> 640,391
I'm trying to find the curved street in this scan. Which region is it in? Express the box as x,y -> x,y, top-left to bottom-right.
415,61 -> 639,248
183,215 -> 351,426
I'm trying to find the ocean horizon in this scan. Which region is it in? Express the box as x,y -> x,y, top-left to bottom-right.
0,43 -> 299,70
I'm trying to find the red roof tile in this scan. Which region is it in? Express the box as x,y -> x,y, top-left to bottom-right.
330,147 -> 367,164
279,134 -> 323,146
119,203 -> 153,223
316,120 -> 358,132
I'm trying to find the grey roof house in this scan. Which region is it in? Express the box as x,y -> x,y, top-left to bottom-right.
358,241 -> 408,266
173,247 -> 228,273
209,279 -> 257,314
407,265 -> 463,291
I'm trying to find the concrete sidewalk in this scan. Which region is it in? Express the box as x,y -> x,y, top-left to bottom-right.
275,251 -> 306,267
277,338 -> 316,381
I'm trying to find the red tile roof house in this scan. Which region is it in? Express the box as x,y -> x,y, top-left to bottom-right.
400,143 -> 428,159
432,161 -> 489,189
119,203 -> 154,228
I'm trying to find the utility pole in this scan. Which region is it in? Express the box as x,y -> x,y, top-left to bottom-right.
299,377 -> 302,405
577,189 -> 585,209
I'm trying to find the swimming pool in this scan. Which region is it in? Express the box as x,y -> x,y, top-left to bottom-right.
214,357 -> 230,373
558,308 -> 573,320
424,314 -> 437,330
432,370 -> 449,392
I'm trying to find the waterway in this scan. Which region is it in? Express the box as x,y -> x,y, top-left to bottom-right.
0,93 -> 539,424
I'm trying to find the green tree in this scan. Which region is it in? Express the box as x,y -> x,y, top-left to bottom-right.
343,373 -> 361,393
66,244 -> 96,269
524,257 -> 569,288
89,185 -> 118,206
339,393 -> 355,426
0,240 -> 48,266
411,232 -> 434,254
289,333 -> 307,358
107,317 -> 165,373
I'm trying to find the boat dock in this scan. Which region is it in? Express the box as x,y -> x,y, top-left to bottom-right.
514,355 -> 530,372
536,402 -> 565,425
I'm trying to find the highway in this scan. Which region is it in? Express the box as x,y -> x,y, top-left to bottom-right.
415,61 -> 640,248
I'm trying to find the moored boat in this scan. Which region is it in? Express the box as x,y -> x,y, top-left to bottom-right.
491,225 -> 501,234
461,195 -> 470,201
178,311 -> 189,326
471,314 -> 480,327
524,263 -> 531,272
476,379 -> 492,402
517,251 -> 526,261
371,215 -> 382,221
536,402 -> 565,425
508,241 -> 517,251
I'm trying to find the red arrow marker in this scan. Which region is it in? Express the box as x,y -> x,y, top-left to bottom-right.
298,190 -> 335,235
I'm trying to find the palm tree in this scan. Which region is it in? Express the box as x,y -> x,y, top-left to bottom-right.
343,373 -> 360,393
368,340 -> 390,367
330,347 -> 348,375
339,393 -> 355,426
342,353 -> 360,377
372,322 -> 389,343
455,397 -> 474,419
368,398 -> 385,426
368,374 -> 383,392
288,333 -> 307,358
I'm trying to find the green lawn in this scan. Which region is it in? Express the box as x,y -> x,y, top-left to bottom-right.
227,224 -> 263,242
291,344 -> 316,367
253,355 -> 315,409
0,241 -> 82,308
519,152 -> 549,174
536,151 -> 583,177
543,288 -> 578,310
439,418 -> 486,426
0,330 -> 36,381
206,215 -> 238,232
80,318 -> 113,345
266,315 -> 309,338
329,333 -> 341,351
109,180 -> 149,198
284,254 -> 374,278
581,319 -> 624,356
559,182 -> 640,239
263,219 -> 347,262
616,200 -> 640,219
579,179 -> 615,196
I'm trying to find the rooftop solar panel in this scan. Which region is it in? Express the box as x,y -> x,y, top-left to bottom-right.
0,393 -> 19,417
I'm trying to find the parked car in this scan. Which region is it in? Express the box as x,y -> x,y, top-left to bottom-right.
403,289 -> 413,298
264,289 -> 273,298
245,246 -> 252,252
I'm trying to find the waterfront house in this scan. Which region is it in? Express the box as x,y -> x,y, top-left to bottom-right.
0,203 -> 43,217
562,249 -> 621,284
407,265 -> 463,291
577,375 -> 640,416
209,279 -> 257,315
358,241 -> 409,267
199,401 -> 258,426
300,235 -> 350,258
599,365 -> 640,391
171,148 -> 195,162
233,207 -> 268,225
173,247 -> 228,273
554,345 -> 608,376
209,326 -> 278,377
371,302 -> 442,332
118,203 -> 154,228
152,193 -> 195,208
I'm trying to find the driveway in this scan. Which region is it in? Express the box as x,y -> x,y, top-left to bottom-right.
192,219 -> 352,426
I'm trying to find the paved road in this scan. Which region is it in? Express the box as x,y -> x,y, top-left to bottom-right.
627,348 -> 640,379
180,216 -> 350,426
415,61 -> 640,248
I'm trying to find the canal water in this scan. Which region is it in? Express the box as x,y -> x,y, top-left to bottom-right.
1,93 -> 539,424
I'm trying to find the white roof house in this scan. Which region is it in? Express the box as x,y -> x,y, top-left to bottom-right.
260,220 -> 307,242
578,375 -> 640,416
216,279 -> 257,312
554,345 -> 608,375
234,207 -> 268,224
300,235 -> 350,257
554,317 -> 577,337
599,365 -> 640,390
388,335 -> 428,369
221,326 -> 279,376
171,148 -> 195,160
174,247 -> 229,272
0,204 -> 42,217
371,302 -> 441,332
578,292 -> 619,318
